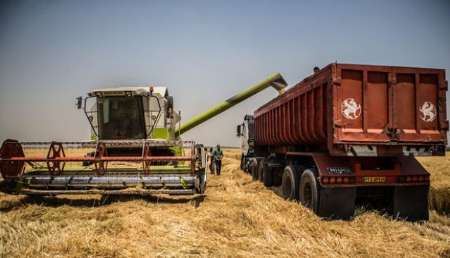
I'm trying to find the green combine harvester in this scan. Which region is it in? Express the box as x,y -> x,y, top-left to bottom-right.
0,74 -> 286,196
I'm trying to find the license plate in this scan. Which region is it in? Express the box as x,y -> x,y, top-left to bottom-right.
363,177 -> 386,183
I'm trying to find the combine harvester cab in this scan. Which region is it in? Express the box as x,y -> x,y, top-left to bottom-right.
0,74 -> 287,197
238,63 -> 448,221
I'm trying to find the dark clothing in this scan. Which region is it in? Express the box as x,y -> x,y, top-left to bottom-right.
214,159 -> 222,175
211,148 -> 223,175
212,149 -> 223,160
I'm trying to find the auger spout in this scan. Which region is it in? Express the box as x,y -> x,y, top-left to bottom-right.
175,73 -> 287,136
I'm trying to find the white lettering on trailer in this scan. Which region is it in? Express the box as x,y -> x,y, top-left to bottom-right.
341,98 -> 362,120
419,102 -> 436,122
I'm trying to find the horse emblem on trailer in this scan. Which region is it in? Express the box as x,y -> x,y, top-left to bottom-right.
341,98 -> 361,120
419,101 -> 436,122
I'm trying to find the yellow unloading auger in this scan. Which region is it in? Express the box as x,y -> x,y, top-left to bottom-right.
176,73 -> 286,136
0,74 -> 286,196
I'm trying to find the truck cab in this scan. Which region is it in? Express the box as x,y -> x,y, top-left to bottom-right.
236,115 -> 255,170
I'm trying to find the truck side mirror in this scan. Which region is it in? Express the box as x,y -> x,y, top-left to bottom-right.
76,96 -> 83,109
236,125 -> 242,137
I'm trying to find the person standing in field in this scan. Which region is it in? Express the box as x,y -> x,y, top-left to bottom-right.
212,144 -> 224,175
207,147 -> 214,174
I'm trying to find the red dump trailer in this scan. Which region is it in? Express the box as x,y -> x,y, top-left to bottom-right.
237,63 -> 448,220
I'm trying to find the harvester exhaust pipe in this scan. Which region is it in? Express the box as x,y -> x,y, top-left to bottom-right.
175,73 -> 287,136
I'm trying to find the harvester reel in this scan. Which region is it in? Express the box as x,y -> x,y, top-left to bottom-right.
46,142 -> 66,176
142,142 -> 152,174
0,139 -> 25,180
94,143 -> 108,175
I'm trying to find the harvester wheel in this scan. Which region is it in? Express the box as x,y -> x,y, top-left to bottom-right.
299,169 -> 355,220
0,180 -> 17,194
195,169 -> 207,194
392,185 -> 429,221
281,165 -> 299,200
263,163 -> 273,187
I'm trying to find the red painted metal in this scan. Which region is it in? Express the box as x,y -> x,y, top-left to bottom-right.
0,140 -> 25,179
3,156 -> 192,162
94,143 -> 108,175
0,140 -> 193,179
254,63 -> 448,156
287,152 -> 430,187
47,142 -> 66,175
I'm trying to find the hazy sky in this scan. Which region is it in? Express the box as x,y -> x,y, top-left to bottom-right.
1,0 -> 449,146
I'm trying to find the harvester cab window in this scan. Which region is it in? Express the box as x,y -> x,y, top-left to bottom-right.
98,96 -> 146,139
143,96 -> 163,136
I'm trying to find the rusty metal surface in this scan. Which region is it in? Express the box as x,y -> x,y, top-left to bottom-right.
254,63 -> 448,156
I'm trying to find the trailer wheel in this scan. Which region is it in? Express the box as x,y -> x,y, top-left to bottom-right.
263,163 -> 273,187
281,165 -> 298,200
299,169 -> 318,211
257,160 -> 264,182
251,163 -> 258,181
392,185 -> 429,221
299,169 -> 355,220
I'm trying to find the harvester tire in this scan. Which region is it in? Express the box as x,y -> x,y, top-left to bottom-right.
299,169 -> 355,220
263,163 -> 273,187
281,165 -> 299,200
0,180 -> 17,194
392,185 -> 429,221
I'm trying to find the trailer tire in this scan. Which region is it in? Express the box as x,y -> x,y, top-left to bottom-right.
257,160 -> 264,182
281,165 -> 298,200
263,164 -> 273,187
299,169 -> 319,211
392,185 -> 429,221
299,169 -> 355,220
250,161 -> 258,181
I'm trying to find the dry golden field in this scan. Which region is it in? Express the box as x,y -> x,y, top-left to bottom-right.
0,150 -> 449,257
417,153 -> 450,215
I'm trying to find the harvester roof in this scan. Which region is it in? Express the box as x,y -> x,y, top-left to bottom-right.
88,86 -> 168,97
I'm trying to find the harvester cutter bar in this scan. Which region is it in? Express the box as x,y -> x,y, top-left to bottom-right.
21,174 -> 196,189
20,189 -> 196,196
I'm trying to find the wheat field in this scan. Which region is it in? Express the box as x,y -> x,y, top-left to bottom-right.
0,150 -> 449,257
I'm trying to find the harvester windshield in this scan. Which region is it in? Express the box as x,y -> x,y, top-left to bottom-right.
98,96 -> 146,139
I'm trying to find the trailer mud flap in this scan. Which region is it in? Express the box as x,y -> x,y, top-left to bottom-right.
392,185 -> 429,221
318,187 -> 356,220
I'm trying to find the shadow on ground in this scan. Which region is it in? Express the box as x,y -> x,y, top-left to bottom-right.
0,194 -> 205,212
